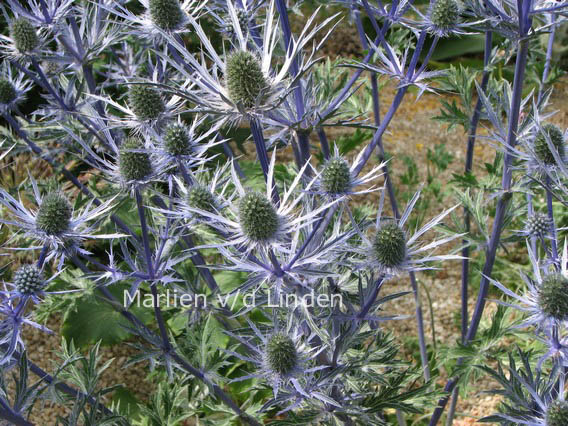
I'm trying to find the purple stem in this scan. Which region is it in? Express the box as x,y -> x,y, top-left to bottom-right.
250,117 -> 280,204
546,176 -> 559,262
429,32 -> 531,426
461,31 -> 493,342
135,188 -> 154,278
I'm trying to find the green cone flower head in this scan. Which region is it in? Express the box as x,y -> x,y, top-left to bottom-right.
373,222 -> 407,268
238,192 -> 279,242
0,80 -> 17,105
36,192 -> 73,236
431,0 -> 460,29
164,123 -> 191,156
187,185 -> 216,212
119,138 -> 153,182
226,51 -> 268,108
538,273 -> 568,321
128,85 -> 165,121
149,0 -> 184,30
266,333 -> 298,376
10,18 -> 39,53
535,123 -> 565,165
525,213 -> 549,236
13,265 -> 45,295
321,157 -> 352,195
546,400 -> 568,426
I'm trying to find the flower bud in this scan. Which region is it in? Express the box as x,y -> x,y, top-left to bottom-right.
226,51 -> 267,108
266,333 -> 298,376
13,265 -> 45,295
10,18 -> 39,53
0,80 -> 17,105
373,222 -> 407,268
128,85 -> 165,121
321,157 -> 352,195
525,213 -> 549,236
538,273 -> 568,321
164,123 -> 191,156
238,192 -> 278,242
36,192 -> 72,236
535,123 -> 565,165
187,185 -> 216,212
431,0 -> 460,29
546,400 -> 568,426
119,138 -> 153,181
149,0 -> 184,30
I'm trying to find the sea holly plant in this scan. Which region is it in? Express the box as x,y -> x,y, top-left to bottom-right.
0,0 -> 568,424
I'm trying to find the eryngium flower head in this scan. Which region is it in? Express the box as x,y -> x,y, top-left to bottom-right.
525,212 -> 550,236
119,138 -> 153,182
128,85 -> 165,121
265,333 -> 298,376
35,192 -> 72,236
13,265 -> 45,295
163,122 -> 191,156
149,0 -> 185,30
535,123 -> 565,165
10,18 -> 39,53
238,192 -> 279,242
538,273 -> 568,321
430,0 -> 460,29
546,400 -> 568,426
373,222 -> 407,268
321,157 -> 352,195
187,185 -> 216,212
226,51 -> 268,108
0,80 -> 17,104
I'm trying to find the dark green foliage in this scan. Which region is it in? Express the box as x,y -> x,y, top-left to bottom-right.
373,223 -> 407,267
14,265 -> 44,294
266,333 -> 298,375
321,157 -> 352,195
36,192 -> 72,236
10,18 -> 39,52
238,192 -> 279,241
226,51 -> 267,108
128,85 -> 165,121
534,123 -> 565,164
149,0 -> 184,30
538,273 -> 568,321
0,80 -> 16,104
119,138 -> 153,181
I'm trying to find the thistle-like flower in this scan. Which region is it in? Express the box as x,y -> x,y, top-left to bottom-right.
119,137 -> 154,182
358,190 -> 462,277
156,0 -> 338,125
10,18 -> 40,53
313,147 -> 385,199
128,85 -> 165,122
524,212 -> 551,237
534,123 -> 565,166
226,321 -> 330,403
538,273 -> 568,322
182,152 -> 339,253
225,50 -> 269,109
0,178 -> 122,267
12,265 -> 45,295
0,62 -> 32,112
101,0 -> 206,40
490,242 -> 568,331
0,80 -> 17,106
547,400 -> 568,426
430,0 -> 461,31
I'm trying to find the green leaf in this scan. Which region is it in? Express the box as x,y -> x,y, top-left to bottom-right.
62,284 -> 152,347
